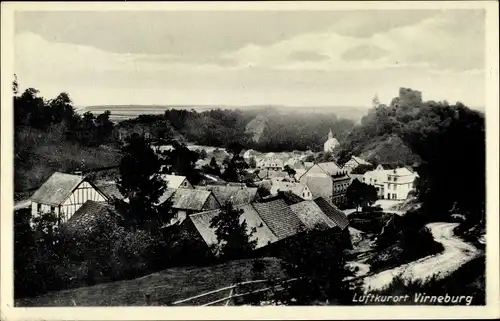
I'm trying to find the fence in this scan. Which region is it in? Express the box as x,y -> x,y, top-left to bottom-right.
142,278 -> 299,306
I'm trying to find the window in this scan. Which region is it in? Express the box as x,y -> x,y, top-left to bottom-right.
50,206 -> 55,213
183,181 -> 187,187
393,176 -> 398,182
37,203 -> 42,212
392,193 -> 397,199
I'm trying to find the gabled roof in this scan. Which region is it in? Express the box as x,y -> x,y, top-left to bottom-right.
300,175 -> 332,198
65,200 -> 121,232
189,204 -> 278,251
196,185 -> 258,206
317,162 -> 342,175
168,188 -> 218,211
313,197 -> 349,230
31,172 -> 87,206
160,174 -> 190,189
252,199 -> 306,240
351,156 -> 372,166
270,181 -> 307,198
290,200 -> 338,230
95,181 -> 124,200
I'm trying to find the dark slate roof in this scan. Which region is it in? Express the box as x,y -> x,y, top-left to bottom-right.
65,200 -> 121,232
196,185 -> 258,206
289,200 -> 337,230
31,172 -> 85,206
313,197 -> 349,230
190,204 -> 278,250
168,188 -> 217,211
95,181 -> 124,200
251,199 -> 306,240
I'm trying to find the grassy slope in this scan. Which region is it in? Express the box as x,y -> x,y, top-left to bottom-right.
16,257 -> 286,307
358,134 -> 421,165
14,125 -> 121,195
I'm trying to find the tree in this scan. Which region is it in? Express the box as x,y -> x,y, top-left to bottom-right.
117,133 -> 169,231
160,140 -> 202,185
248,157 -> 257,168
257,185 -> 271,198
202,156 -> 221,177
209,201 -> 257,259
283,165 -> 296,177
346,179 -> 378,212
273,226 -> 352,305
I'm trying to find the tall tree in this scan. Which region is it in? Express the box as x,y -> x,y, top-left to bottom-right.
346,179 -> 378,212
117,133 -> 168,230
160,140 -> 202,185
209,201 -> 257,259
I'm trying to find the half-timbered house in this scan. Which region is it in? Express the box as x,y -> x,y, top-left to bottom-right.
30,172 -> 108,224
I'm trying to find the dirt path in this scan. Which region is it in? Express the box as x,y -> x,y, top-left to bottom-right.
362,222 -> 480,292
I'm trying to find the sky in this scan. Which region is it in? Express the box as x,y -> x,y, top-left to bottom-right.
14,9 -> 486,109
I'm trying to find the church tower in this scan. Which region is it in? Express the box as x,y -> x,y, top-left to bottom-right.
328,129 -> 333,139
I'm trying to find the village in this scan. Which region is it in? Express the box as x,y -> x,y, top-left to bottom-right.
22,128 -> 418,250
8,8 -> 489,310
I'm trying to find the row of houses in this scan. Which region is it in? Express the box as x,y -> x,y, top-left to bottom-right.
28,170 -> 349,256
253,155 -> 418,205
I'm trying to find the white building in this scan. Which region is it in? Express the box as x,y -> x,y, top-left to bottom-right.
260,159 -> 284,171
30,172 -> 109,224
323,129 -> 340,152
270,181 -> 313,200
160,174 -> 193,189
343,156 -> 372,173
384,167 -> 419,200
363,166 -> 418,200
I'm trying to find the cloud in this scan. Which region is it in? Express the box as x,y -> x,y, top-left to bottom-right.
341,45 -> 389,61
372,10 -> 485,71
288,51 -> 330,62
13,10 -> 485,108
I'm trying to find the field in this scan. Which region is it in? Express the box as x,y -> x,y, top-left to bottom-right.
16,257 -> 286,307
79,105 -> 369,123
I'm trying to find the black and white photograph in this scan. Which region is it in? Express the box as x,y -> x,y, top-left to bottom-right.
1,1 -> 499,319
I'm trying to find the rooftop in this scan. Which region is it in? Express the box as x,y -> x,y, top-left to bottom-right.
31,172 -> 87,206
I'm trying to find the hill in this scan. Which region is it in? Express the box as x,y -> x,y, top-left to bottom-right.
356,134 -> 421,165
245,115 -> 268,142
80,105 -> 368,123
16,257 -> 285,307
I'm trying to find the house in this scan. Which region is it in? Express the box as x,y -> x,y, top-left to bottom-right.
342,156 -> 372,173
196,185 -> 260,206
189,203 -> 279,252
159,188 -> 221,223
189,197 -> 348,256
189,199 -> 308,255
260,159 -> 284,171
363,166 -> 419,200
160,174 -> 193,189
362,168 -> 391,198
251,199 -> 307,241
313,197 -> 350,230
255,169 -> 289,181
270,181 -> 313,200
289,199 -> 349,231
94,180 -> 125,201
324,129 -> 340,152
289,200 -> 338,230
64,200 -> 122,233
384,167 -> 419,200
30,172 -> 108,224
298,162 -> 350,207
